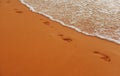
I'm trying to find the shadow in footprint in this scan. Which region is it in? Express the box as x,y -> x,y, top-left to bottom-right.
58,34 -> 72,42
63,38 -> 72,42
16,10 -> 23,13
93,51 -> 111,62
43,21 -> 50,25
58,34 -> 64,37
14,9 -> 23,13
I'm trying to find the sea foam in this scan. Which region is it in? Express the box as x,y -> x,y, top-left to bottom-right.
20,0 -> 120,44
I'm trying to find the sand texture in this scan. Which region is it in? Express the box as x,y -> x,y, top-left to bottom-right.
0,0 -> 120,76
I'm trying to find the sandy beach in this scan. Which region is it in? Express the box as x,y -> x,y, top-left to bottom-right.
0,0 -> 120,76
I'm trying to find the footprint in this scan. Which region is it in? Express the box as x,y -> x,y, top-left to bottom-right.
93,51 -> 111,62
58,34 -> 64,37
62,38 -> 72,42
16,10 -> 23,13
58,34 -> 72,42
14,9 -> 23,13
43,21 -> 50,25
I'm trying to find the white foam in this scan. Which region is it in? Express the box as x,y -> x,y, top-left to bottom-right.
19,0 -> 120,44
95,0 -> 120,14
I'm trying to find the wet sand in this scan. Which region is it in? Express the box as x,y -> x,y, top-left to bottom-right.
0,0 -> 120,76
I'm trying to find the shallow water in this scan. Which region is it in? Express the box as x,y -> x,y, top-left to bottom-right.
20,0 -> 120,44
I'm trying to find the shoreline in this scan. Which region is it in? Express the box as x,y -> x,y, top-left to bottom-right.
20,0 -> 120,45
0,0 -> 120,76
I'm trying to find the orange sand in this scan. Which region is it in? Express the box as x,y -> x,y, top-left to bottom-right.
0,0 -> 120,76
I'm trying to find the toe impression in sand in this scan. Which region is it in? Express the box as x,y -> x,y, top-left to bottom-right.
93,51 -> 111,62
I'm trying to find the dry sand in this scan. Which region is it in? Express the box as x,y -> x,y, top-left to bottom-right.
0,0 -> 120,76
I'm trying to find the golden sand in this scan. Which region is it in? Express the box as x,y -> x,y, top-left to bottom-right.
0,0 -> 120,76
